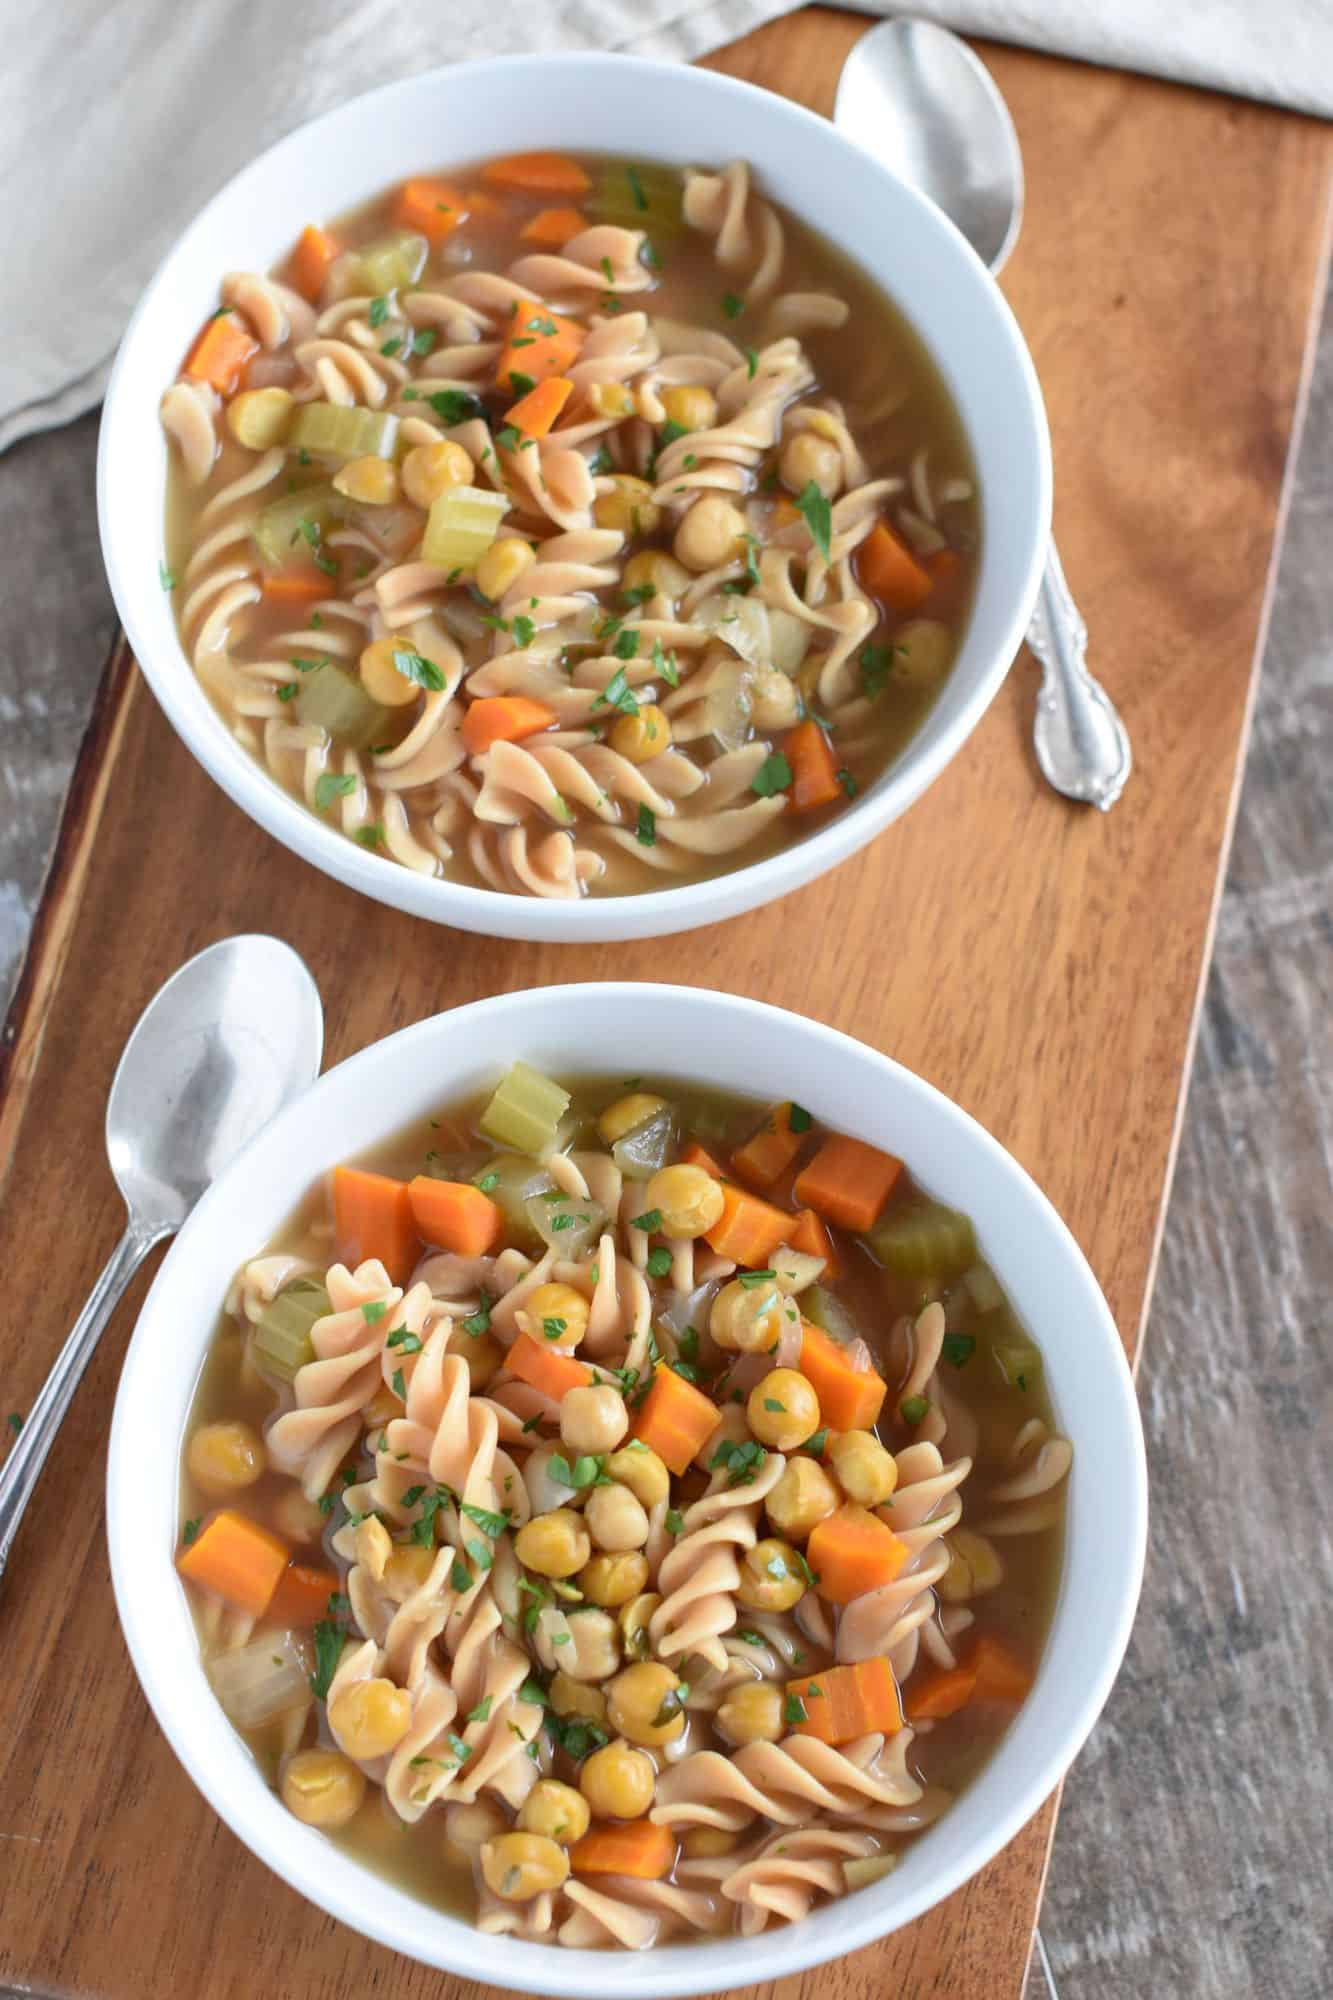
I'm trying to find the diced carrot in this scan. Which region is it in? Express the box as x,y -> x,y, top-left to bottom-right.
787,1657 -> 904,1743
506,1332 -> 594,1401
793,1135 -> 903,1235
332,1166 -> 419,1285
505,375 -> 573,438
407,1177 -> 502,1257
970,1634 -> 1034,1703
496,298 -> 585,387
681,1140 -> 726,1177
184,310 -> 259,394
519,206 -> 588,248
773,494 -> 801,528
268,1560 -> 341,1629
904,1661 -> 978,1722
461,696 -> 556,756
731,1102 -> 809,1191
482,152 -> 592,197
807,1505 -> 908,1605
790,1206 -> 839,1280
798,1320 -> 887,1431
260,571 -> 328,608
629,1366 -> 720,1476
177,1510 -> 289,1617
391,178 -> 468,244
784,720 -> 843,813
858,520 -> 933,613
701,1183 -> 792,1267
569,1820 -> 677,1879
289,224 -> 339,303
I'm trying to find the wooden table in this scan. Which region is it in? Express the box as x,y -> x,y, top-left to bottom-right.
1,10 -> 1329,1998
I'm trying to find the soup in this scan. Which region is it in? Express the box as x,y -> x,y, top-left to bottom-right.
160,151 -> 978,899
177,1067 -> 1069,1948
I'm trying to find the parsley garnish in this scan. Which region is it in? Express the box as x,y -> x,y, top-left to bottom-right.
512,614 -> 536,649
752,752 -> 793,799
314,772 -> 356,811
745,346 -> 759,379
739,1269 -> 778,1289
461,1291 -> 492,1337
467,1695 -> 494,1723
627,165 -> 648,212
158,561 -> 176,592
360,1300 -> 388,1324
412,328 -> 438,357
429,389 -> 485,426
632,1209 -> 663,1233
636,803 -> 656,847
548,1453 -> 609,1491
354,824 -> 384,850
784,1692 -> 808,1724
542,1315 -> 568,1342
368,296 -> 389,328
901,1394 -> 930,1424
392,647 -> 445,691
860,643 -> 895,699
391,1366 -> 406,1399
795,481 -> 833,562
276,682 -> 299,703
709,1436 -> 767,1487
805,1427 -> 828,1459
181,1516 -> 200,1545
647,1247 -> 673,1278
838,767 -> 858,798
508,370 -> 536,399
665,1508 -> 685,1536
788,1103 -> 813,1132
309,1620 -> 345,1700
613,627 -> 640,661
591,666 -> 639,718
942,1333 -> 977,1367
721,291 -> 744,319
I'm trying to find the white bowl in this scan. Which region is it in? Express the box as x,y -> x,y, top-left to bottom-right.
108,983 -> 1144,1996
97,53 -> 1051,943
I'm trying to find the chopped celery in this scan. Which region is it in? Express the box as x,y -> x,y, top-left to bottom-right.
355,229 -> 429,295
475,1154 -> 555,1250
524,1192 -> 606,1258
252,1276 -> 330,1381
421,485 -> 510,571
296,662 -> 395,750
252,484 -> 343,568
862,1200 -> 977,1281
589,162 -> 684,239
961,1262 -> 1006,1316
289,403 -> 399,465
802,1284 -> 861,1346
992,1340 -> 1042,1392
209,1632 -> 310,1727
479,1062 -> 571,1157
611,1107 -> 676,1182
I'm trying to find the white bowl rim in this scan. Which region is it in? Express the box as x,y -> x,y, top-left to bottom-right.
96,50 -> 1053,944
107,981 -> 1145,1996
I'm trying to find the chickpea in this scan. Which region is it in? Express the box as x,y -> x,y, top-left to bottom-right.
709,1277 -> 791,1354
683,1825 -> 740,1858
519,1779 -> 591,1845
515,1508 -> 592,1580
188,1420 -> 264,1496
717,1680 -> 785,1747
598,1092 -> 668,1144
271,1485 -> 326,1544
475,535 -> 537,604
736,1537 -> 807,1613
673,494 -> 747,574
327,1676 -> 413,1760
622,549 -> 691,610
281,1748 -> 365,1828
660,384 -> 718,434
333,454 -> 399,506
401,438 -> 474,509
594,474 -> 661,538
481,1831 -> 570,1901
457,1330 -> 503,1392
227,386 -> 294,450
580,1739 -> 656,1819
609,704 -> 672,764
765,1455 -> 840,1541
747,1368 -> 821,1451
780,429 -> 843,500
521,1280 -> 591,1352
549,1670 -> 609,1724
589,382 -> 636,419
561,1384 -> 628,1457
579,1550 -> 650,1608
555,1607 -> 621,1684
937,1527 -> 1004,1604
618,1590 -> 663,1661
358,635 -> 423,709
891,618 -> 954,689
443,1797 -> 508,1860
354,1514 -> 393,1579
607,1661 -> 687,1746
750,665 -> 801,731
606,1443 -> 670,1510
644,1162 -> 726,1239
828,1430 -> 899,1507
585,1481 -> 650,1552
382,1542 -> 438,1600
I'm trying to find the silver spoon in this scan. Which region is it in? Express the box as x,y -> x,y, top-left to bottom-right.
0,935 -> 323,1582
836,17 -> 1133,811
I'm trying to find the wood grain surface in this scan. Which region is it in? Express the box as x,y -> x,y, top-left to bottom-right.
1,11 -> 1329,1999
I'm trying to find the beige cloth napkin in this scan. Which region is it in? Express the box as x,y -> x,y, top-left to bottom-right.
3,0 -> 1329,451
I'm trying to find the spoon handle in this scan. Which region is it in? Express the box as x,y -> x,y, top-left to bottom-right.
1027,538 -> 1132,810
0,1224 -> 159,1583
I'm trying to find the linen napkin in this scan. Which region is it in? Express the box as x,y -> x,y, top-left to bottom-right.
3,0 -> 1330,453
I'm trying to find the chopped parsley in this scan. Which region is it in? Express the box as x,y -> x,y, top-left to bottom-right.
591,666 -> 639,718
461,1502 -> 509,1538
900,1394 -> 930,1425
632,1209 -> 663,1233
412,328 -> 438,357
613,627 -> 640,661
428,389 -> 485,426
392,647 -> 446,691
739,1269 -> 778,1289
665,1508 -> 685,1537
942,1333 -> 977,1367
627,165 -> 648,212
763,1397 -> 786,1413
512,614 -> 536,649
652,1680 -> 690,1728
788,1103 -> 813,1132
508,370 -> 537,399
354,824 -> 384,850
745,346 -> 759,380
751,752 -> 793,799
158,561 -> 176,592
542,1315 -> 568,1342
784,1692 -> 808,1724
181,1516 -> 200,1545
709,1436 -> 767,1487
276,682 -> 299,703
368,295 -> 389,328
795,480 -> 833,562
647,1247 -> 673,1278
461,1290 -> 492,1338
721,291 -> 744,319
804,1427 -> 828,1459
360,1300 -> 388,1324
391,1367 -> 406,1400
636,803 -> 656,847
859,643 -> 896,700
548,1453 -> 609,1491
314,772 -> 356,811
838,767 -> 858,798
450,1555 -> 473,1593
309,1619 -> 345,1700
651,638 -> 680,687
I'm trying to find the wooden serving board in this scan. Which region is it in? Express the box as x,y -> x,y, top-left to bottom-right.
1,11 -> 1328,1998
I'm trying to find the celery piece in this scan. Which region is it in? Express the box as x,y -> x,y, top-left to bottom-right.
863,1200 -> 977,1281
524,1193 -> 606,1258
251,1276 -> 330,1382
296,662 -> 395,750
992,1340 -> 1042,1391
802,1283 -> 861,1346
611,1107 -> 676,1182
355,229 -> 429,296
252,484 -> 343,569
474,1154 -> 555,1250
421,485 -> 510,572
961,1262 -> 1006,1316
588,162 -> 684,238
289,403 -> 399,465
479,1062 -> 571,1156
208,1632 -> 310,1727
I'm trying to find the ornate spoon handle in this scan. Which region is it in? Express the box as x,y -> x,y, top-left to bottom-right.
1027,538 -> 1132,810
